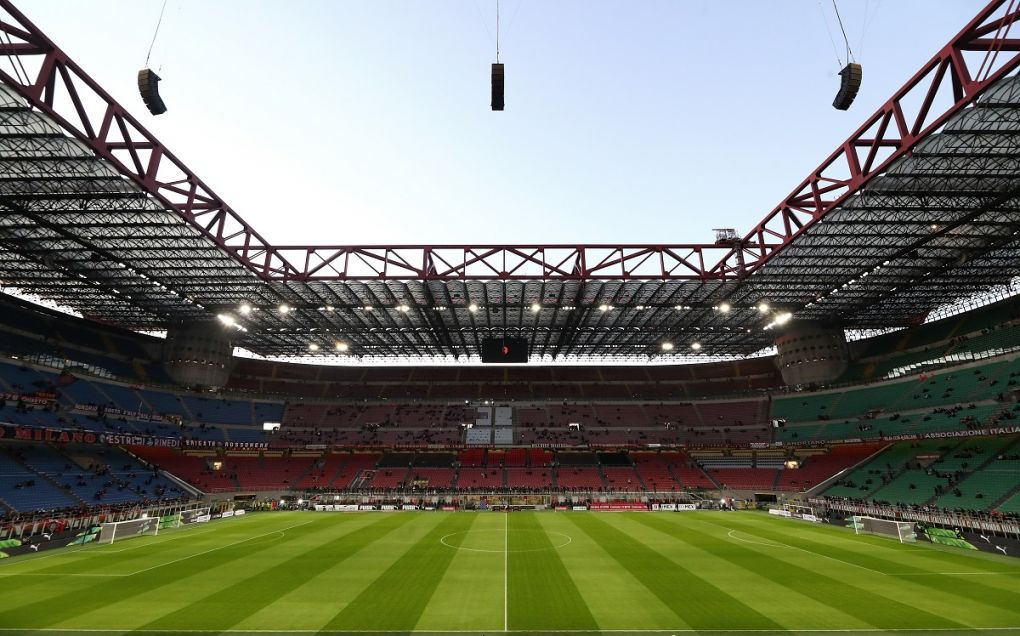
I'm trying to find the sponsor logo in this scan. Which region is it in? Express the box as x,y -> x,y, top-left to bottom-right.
0,424 -> 99,445
590,503 -> 648,511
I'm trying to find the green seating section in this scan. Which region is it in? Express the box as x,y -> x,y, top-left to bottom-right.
935,468 -> 1020,512
934,440 -> 1020,512
997,489 -> 1020,514
847,295 -> 1020,377
821,439 -> 948,499
823,436 -> 1020,515
931,437 -> 1015,473
951,323 -> 1020,357
869,468 -> 951,506
772,393 -> 842,423
777,403 -> 1005,444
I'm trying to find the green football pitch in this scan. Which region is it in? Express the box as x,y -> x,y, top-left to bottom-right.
1,510 -> 1019,635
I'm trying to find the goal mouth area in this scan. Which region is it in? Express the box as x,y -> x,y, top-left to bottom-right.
852,515 -> 918,544
97,517 -> 160,545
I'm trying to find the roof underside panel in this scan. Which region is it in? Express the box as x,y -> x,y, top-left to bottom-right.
737,77 -> 1020,328
0,1 -> 1019,360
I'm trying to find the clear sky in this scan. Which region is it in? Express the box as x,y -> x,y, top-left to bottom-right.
23,0 -> 986,246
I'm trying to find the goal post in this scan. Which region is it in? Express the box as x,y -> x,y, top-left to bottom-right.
784,503 -> 817,518
97,516 -> 160,545
851,515 -> 917,543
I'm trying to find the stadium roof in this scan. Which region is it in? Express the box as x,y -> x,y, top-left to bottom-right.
0,0 -> 1019,360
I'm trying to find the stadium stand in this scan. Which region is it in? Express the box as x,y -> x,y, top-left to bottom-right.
2,287 -> 1020,516
775,444 -> 883,492
0,447 -> 80,512
2,0 -> 1020,538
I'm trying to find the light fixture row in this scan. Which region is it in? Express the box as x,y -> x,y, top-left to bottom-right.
234,300 -> 785,315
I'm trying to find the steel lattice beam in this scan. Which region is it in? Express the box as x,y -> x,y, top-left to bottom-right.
709,0 -> 1020,279
2,2 -> 1020,358
0,1 -> 1014,283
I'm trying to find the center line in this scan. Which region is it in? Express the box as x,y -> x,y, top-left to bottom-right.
503,510 -> 508,632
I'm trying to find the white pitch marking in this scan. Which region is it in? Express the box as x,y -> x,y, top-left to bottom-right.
439,528 -> 572,553
725,528 -> 887,576
0,520 -> 313,579
99,526 -> 222,553
0,572 -> 126,577
0,627 -> 1020,633
885,571 -> 1020,576
0,512 -> 261,567
504,511 -> 509,633
123,520 -> 313,576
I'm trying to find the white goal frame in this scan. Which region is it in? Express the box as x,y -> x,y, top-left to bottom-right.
852,515 -> 917,543
97,516 -> 160,545
784,503 -> 817,517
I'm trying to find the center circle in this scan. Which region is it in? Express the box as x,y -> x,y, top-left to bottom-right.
440,528 -> 573,553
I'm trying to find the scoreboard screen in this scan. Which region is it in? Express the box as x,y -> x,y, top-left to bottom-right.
480,337 -> 528,363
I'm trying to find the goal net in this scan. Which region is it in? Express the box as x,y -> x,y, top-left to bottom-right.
97,516 -> 160,545
784,503 -> 817,518
851,515 -> 916,543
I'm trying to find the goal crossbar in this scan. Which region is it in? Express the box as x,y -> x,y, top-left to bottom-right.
852,515 -> 917,543
97,516 -> 159,545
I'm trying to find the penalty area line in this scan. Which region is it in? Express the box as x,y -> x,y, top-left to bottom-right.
503,510 -> 508,633
725,528 -> 887,576
122,519 -> 315,576
0,628 -> 1020,633
0,520 -> 314,579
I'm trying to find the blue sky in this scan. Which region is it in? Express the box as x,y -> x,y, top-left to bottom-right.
25,1 -> 986,246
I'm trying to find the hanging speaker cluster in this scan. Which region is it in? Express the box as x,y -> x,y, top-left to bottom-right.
832,62 -> 862,111
137,68 -> 167,116
491,63 -> 504,111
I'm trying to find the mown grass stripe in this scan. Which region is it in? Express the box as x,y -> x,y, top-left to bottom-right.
634,513 -> 965,630
321,512 -> 477,631
506,511 -> 599,632
754,512 -> 1020,575
0,515 -> 290,618
0,516 -> 325,629
711,514 -> 1020,619
412,512 -> 503,632
227,513 -> 452,632
565,513 -> 784,631
536,512 -> 691,631
0,513 -> 277,586
138,512 -> 417,631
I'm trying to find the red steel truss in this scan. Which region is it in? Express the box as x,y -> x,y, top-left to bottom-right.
710,0 -> 1020,279
0,1 -> 1018,282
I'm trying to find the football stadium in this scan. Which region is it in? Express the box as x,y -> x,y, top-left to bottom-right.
1,0 -> 1020,634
